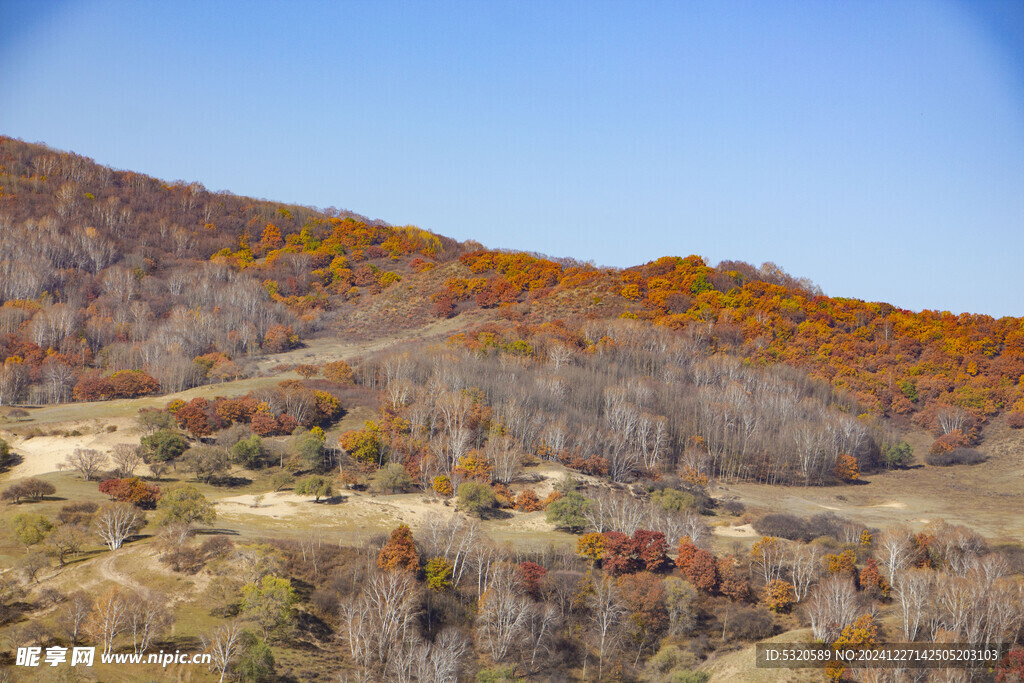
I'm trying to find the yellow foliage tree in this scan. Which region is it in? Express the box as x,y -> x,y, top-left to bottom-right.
826,549 -> 857,576
827,613 -> 879,681
259,223 -> 283,253
432,475 -> 453,497
764,579 -> 797,613
577,532 -> 605,563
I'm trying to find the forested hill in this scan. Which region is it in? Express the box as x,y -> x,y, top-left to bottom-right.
1,135 -> 1022,445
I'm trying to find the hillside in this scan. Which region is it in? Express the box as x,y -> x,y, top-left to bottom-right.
1,137 -> 1022,682
2,137 -> 1022,437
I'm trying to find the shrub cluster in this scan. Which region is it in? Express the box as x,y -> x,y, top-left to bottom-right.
752,512 -> 860,543
925,448 -> 986,466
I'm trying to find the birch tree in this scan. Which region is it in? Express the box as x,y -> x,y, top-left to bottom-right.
94,503 -> 143,550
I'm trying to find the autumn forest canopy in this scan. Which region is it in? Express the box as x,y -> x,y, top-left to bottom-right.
0,136 -> 1020,446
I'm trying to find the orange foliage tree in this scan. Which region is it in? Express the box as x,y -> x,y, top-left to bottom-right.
377,524 -> 419,573
323,360 -> 355,385
834,454 -> 859,481
514,489 -> 542,512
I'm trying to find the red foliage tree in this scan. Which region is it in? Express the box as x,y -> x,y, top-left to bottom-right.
616,572 -> 669,650
717,558 -> 750,601
675,538 -> 698,572
633,529 -> 671,573
858,558 -> 890,599
996,648 -> 1024,683
518,561 -> 547,598
213,396 -> 258,424
107,370 -> 160,398
432,293 -> 457,318
685,549 -> 719,593
250,411 -> 280,437
262,325 -> 297,353
602,531 -> 638,576
913,533 -> 934,568
476,277 -> 519,308
72,373 -> 112,401
514,489 -> 543,512
276,413 -> 299,435
98,477 -> 161,508
294,364 -> 319,379
174,398 -> 214,437
929,429 -> 971,455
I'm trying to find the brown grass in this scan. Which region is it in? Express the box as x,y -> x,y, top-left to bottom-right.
716,421 -> 1024,544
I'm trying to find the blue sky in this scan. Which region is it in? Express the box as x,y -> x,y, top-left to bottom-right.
2,0 -> 1023,317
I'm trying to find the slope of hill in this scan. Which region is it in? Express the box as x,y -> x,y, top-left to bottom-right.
2,136 -> 1021,445
1,136 -> 1023,683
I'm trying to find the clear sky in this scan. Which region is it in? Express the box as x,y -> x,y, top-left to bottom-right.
2,1 -> 1023,317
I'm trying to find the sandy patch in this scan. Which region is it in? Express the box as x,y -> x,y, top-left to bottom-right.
872,501 -> 906,509
217,491 -> 320,516
714,523 -> 757,538
216,489 -> 453,529
2,419 -> 140,480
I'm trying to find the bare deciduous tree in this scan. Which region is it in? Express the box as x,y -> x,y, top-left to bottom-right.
125,593 -> 172,654
202,619 -> 244,683
750,536 -> 787,586
57,591 -> 93,645
877,526 -> 917,589
804,576 -> 858,644
523,602 -> 559,670
476,562 -> 531,663
88,587 -> 129,656
358,573 -> 421,667
339,597 -> 374,681
41,357 -> 76,403
928,522 -> 986,577
94,503 -> 143,551
421,513 -> 479,588
664,576 -> 698,636
787,543 -> 822,602
542,570 -> 584,620
584,488 -> 646,536
589,574 -> 624,680
414,628 -> 470,683
548,344 -> 573,369
63,448 -> 108,481
0,359 -> 29,406
487,431 -> 523,485
111,444 -> 144,478
47,523 -> 90,566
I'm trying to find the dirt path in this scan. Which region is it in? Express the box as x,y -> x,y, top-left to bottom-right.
96,549 -> 150,594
